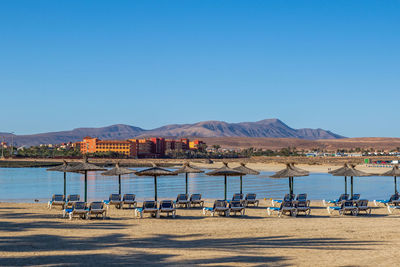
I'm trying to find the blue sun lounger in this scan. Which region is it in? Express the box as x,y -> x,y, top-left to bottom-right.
323,194 -> 349,206
267,200 -> 297,217
327,200 -> 358,216
48,194 -> 66,209
271,194 -> 295,207
374,193 -> 399,207
63,202 -> 89,220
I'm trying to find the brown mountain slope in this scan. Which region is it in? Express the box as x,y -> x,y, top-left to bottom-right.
144,119 -> 344,139
5,119 -> 344,146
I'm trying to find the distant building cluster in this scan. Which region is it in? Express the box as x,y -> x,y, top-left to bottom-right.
74,137 -> 205,158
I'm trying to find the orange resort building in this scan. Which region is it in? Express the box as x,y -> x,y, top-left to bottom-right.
77,137 -> 205,158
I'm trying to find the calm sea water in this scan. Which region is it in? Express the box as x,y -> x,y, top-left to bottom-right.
0,167 -> 396,202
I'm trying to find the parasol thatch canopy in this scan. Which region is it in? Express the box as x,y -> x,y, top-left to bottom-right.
233,163 -> 260,175
67,157 -> 106,173
135,166 -> 175,177
270,163 -> 309,179
381,165 -> 400,177
101,162 -> 136,176
173,162 -> 204,174
47,160 -> 74,172
206,162 -> 246,177
329,164 -> 371,177
206,162 -> 245,200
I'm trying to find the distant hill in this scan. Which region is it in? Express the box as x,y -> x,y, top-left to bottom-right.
4,119 -> 345,146
145,119 -> 343,139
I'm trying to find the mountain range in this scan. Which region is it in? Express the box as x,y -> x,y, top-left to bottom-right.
3,119 -> 345,146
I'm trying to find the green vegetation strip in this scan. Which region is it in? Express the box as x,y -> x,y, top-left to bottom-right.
0,161 -> 61,168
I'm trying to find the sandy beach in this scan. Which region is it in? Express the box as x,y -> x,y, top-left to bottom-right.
1,200 -> 399,266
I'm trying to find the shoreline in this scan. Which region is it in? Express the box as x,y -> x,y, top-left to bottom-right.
0,159 -> 390,175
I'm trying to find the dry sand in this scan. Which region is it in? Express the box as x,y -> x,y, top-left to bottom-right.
1,200 -> 399,266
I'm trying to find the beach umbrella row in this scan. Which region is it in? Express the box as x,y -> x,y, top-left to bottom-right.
48,158 -> 394,203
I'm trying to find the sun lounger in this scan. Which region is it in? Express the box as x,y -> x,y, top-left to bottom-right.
108,194 -> 122,209
387,204 -> 400,214
374,193 -> 400,207
267,200 -> 297,217
203,200 -> 230,216
87,202 -> 107,219
355,200 -> 371,215
65,194 -> 80,209
64,202 -> 88,220
229,200 -> 245,216
48,194 -> 65,209
159,200 -> 176,218
122,194 -> 137,209
294,200 -> 311,216
327,200 -> 358,216
232,193 -> 244,201
245,193 -> 259,207
296,193 -> 307,201
190,194 -> 204,208
176,194 -> 190,208
135,201 -> 159,218
323,194 -> 349,207
349,194 -> 361,202
271,194 -> 295,207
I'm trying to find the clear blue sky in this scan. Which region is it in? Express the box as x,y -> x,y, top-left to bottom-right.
1,1 -> 399,137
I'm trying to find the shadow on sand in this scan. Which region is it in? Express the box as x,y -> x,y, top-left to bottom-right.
0,204 -> 383,266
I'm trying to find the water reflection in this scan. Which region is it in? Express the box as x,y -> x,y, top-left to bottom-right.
0,168 -> 395,202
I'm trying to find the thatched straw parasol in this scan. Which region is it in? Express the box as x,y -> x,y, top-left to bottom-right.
270,163 -> 309,195
173,162 -> 204,195
206,162 -> 245,200
67,156 -> 106,202
380,165 -> 400,194
135,163 -> 176,201
101,162 -> 136,196
329,164 -> 371,198
47,160 -> 74,197
233,163 -> 260,195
